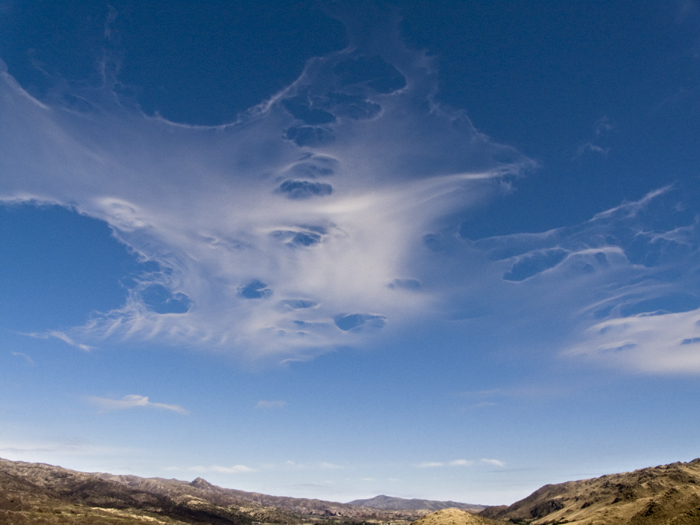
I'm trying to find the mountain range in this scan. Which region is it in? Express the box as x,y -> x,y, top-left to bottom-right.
2,456 -> 700,524
0,457 -> 461,524
347,495 -> 484,512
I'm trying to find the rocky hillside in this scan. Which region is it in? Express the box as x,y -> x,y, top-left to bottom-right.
0,457 -> 423,524
482,458 -> 700,524
411,508 -> 501,525
347,496 -> 484,512
94,471 -> 422,521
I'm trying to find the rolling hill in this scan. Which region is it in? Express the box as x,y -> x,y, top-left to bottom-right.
481,458 -> 700,524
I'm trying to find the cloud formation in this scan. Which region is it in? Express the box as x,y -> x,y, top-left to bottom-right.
11,352 -> 35,366
22,331 -> 94,352
1,5 -> 699,379
437,183 -> 700,376
481,459 -> 506,467
88,395 -> 189,414
415,459 -> 474,468
0,8 -> 529,361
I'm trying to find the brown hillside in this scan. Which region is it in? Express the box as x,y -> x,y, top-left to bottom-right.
412,507 -> 501,525
0,457 -> 422,524
484,458 -> 700,524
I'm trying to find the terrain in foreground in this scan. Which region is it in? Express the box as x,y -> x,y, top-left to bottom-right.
0,457 -> 477,524
480,458 -> 700,524
2,457 -> 700,524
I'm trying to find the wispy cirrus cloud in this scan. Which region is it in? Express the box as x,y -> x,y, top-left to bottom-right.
1,4 -> 698,382
572,116 -> 614,159
445,183 -> 700,376
0,6 -> 530,363
21,331 -> 93,352
88,394 -> 189,414
11,352 -> 35,365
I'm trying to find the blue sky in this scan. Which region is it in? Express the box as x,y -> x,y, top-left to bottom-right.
1,0 -> 700,506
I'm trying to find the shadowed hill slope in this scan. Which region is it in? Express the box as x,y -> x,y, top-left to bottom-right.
482,458 -> 700,524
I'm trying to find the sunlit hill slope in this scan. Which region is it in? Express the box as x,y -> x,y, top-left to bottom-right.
480,458 -> 700,524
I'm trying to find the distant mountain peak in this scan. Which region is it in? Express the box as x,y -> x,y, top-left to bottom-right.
189,476 -> 215,489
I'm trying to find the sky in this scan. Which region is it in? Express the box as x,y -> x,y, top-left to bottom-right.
1,0 -> 700,506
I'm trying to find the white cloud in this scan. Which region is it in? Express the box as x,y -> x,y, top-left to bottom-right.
21,331 -> 93,351
0,11 -> 531,363
1,8 -> 698,382
209,464 -> 256,473
449,459 -> 474,466
481,458 -> 506,467
320,462 -> 344,470
88,394 -> 189,414
574,142 -> 609,158
11,352 -> 34,365
564,308 -> 700,374
416,459 -> 474,468
444,185 -> 700,376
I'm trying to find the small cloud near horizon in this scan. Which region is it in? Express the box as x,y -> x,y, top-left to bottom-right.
320,461 -> 344,469
416,461 -> 445,468
415,459 -> 474,468
481,458 -> 506,467
449,459 -> 474,466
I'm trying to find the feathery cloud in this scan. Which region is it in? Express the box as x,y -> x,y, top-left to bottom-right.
21,331 -> 93,352
0,9 -> 530,363
11,352 -> 34,365
88,395 -> 189,414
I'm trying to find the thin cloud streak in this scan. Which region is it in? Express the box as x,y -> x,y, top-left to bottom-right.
11,352 -> 35,366
88,395 -> 189,414
415,460 -> 474,468
481,459 -> 506,467
21,331 -> 94,352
